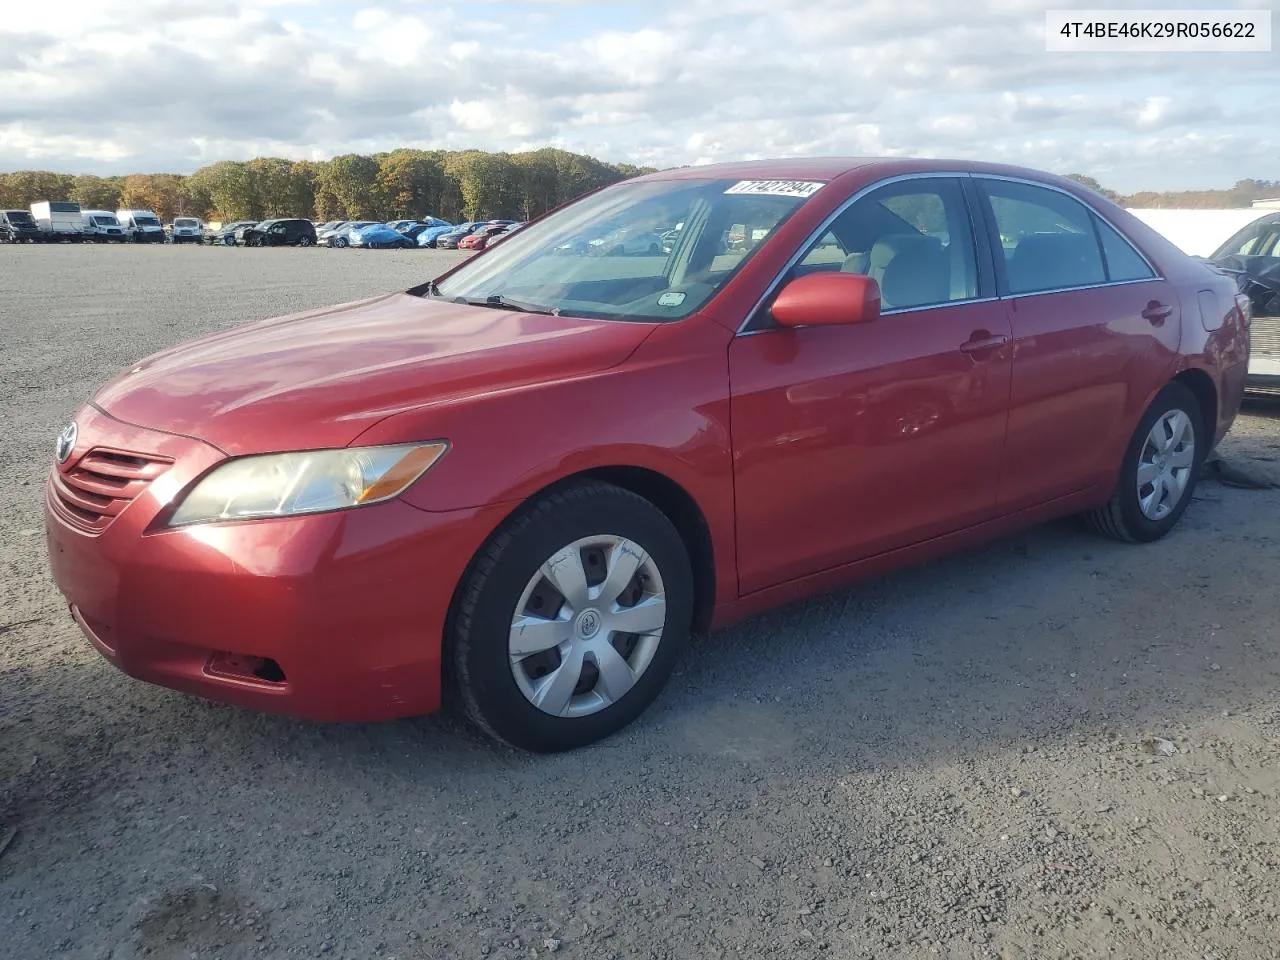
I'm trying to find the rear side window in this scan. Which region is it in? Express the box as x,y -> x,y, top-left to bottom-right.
981,180 -> 1106,294
1094,216 -> 1155,282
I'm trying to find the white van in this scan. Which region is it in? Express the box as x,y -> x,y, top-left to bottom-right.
168,217 -> 203,244
81,210 -> 126,242
30,200 -> 84,241
116,209 -> 166,243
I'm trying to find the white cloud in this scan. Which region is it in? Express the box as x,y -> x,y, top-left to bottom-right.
0,0 -> 1275,190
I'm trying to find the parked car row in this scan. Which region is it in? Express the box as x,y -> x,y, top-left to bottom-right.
1,204 -> 530,251
0,202 -> 208,244
199,217 -> 529,251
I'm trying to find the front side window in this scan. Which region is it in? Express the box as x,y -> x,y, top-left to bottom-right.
981,180 -> 1106,294
433,178 -> 823,321
794,177 -> 979,310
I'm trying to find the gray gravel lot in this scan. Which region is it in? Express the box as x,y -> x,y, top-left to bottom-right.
3,244 -> 1280,960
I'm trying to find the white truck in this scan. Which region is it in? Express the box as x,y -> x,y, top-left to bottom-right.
168,216 -> 203,243
116,209 -> 166,243
30,200 -> 84,242
81,210 -> 126,242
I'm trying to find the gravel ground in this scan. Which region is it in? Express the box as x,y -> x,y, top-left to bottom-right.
3,244 -> 1280,960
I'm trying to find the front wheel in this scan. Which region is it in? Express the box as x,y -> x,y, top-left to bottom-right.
1084,381 -> 1203,543
449,482 -> 693,752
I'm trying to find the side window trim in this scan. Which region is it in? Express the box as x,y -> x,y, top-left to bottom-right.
742,174 -> 989,330
973,174 -> 1164,298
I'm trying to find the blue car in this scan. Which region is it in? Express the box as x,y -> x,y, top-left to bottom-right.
396,217 -> 451,234
348,223 -> 418,249
417,223 -> 469,248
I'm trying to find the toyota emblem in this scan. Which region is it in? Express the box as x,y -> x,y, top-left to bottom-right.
55,422 -> 78,464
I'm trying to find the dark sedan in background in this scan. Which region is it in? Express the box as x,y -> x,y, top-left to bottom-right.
205,221 -> 258,245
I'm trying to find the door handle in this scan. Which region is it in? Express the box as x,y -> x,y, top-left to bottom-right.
959,333 -> 1009,357
1141,301 -> 1173,325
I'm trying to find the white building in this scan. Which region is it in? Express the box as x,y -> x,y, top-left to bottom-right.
1125,207 -> 1271,257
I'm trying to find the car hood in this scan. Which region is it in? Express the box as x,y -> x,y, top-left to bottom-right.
93,293 -> 655,455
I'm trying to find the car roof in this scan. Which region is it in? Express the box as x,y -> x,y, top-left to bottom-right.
633,156 -> 1087,187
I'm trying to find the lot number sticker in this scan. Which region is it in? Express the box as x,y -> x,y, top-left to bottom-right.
724,180 -> 826,198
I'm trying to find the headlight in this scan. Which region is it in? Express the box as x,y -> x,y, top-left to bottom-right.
168,442 -> 448,526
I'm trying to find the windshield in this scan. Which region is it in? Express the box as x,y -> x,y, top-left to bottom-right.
174,218 -> 198,227
432,178 -> 822,321
7,211 -> 34,224
92,215 -> 119,225
135,215 -> 161,226
1213,217 -> 1280,259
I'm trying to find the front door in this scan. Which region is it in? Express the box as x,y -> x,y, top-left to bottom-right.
728,176 -> 1012,595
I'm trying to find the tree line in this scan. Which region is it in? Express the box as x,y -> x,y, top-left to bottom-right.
1065,174 -> 1280,209
0,148 -> 655,224
1,156 -> 1272,224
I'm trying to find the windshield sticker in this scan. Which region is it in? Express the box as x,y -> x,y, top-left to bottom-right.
724,180 -> 826,199
657,291 -> 687,307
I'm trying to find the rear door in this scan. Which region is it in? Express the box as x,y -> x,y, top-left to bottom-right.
973,177 -> 1181,511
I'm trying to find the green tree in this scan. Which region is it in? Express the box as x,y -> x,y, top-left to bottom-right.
120,173 -> 187,221
186,161 -> 260,220
316,154 -> 380,218
0,170 -> 76,207
71,175 -> 122,211
375,150 -> 446,219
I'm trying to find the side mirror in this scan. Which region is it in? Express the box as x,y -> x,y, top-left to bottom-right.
771,272 -> 881,328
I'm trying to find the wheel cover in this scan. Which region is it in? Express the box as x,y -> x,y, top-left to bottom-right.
1136,408 -> 1196,521
509,535 -> 666,718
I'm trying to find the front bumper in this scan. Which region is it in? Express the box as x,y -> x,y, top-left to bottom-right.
44,405 -> 507,722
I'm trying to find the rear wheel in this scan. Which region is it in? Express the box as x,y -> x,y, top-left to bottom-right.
332,236 -> 348,248
298,235 -> 314,247
1084,381 -> 1204,543
449,482 -> 693,752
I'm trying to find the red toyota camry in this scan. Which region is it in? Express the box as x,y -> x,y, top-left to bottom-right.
45,158 -> 1251,752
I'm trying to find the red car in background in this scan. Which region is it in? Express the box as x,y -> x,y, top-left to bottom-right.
458,222 -> 517,251
44,157 -> 1249,752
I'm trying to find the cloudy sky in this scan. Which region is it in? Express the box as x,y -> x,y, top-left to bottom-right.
1,0 -> 1276,191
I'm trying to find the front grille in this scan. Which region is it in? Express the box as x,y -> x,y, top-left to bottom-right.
52,448 -> 172,534
1252,316 -> 1280,360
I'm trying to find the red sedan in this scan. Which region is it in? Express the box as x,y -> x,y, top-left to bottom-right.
458,222 -> 515,251
44,158 -> 1250,752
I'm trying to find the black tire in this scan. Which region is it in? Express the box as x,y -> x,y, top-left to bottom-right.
1084,381 -> 1205,543
448,481 -> 693,752
298,235 -> 314,247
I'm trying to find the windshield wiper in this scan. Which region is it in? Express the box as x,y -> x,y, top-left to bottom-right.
455,294 -> 559,316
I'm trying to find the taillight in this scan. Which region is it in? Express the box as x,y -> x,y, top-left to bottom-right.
1235,293 -> 1252,328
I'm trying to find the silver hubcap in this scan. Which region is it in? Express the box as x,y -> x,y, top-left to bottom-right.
509,535 -> 666,718
1136,409 -> 1196,521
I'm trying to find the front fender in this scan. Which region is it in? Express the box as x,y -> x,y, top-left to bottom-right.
348,317 -> 739,603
